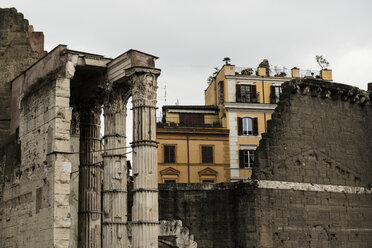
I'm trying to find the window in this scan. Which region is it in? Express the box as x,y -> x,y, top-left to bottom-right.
218,81 -> 224,104
164,145 -> 175,163
164,179 -> 177,184
239,150 -> 255,168
236,85 -> 257,103
201,146 -> 213,164
270,85 -> 282,103
238,117 -> 258,135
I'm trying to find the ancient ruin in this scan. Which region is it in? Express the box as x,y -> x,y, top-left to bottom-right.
1,8 -> 372,248
0,8 -> 161,247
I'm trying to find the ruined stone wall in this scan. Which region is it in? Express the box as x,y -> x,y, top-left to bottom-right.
0,47 -> 72,247
156,183 -> 257,248
0,8 -> 45,147
253,79 -> 372,247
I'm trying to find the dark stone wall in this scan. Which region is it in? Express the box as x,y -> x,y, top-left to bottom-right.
256,188 -> 372,248
0,8 -> 44,147
253,79 -> 372,247
254,79 -> 372,187
129,182 -> 258,248
158,183 -> 257,248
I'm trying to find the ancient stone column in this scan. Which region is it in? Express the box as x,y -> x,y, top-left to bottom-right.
102,89 -> 129,247
77,101 -> 102,248
128,67 -> 161,248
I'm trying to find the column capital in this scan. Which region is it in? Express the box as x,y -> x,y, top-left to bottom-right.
74,99 -> 102,123
126,67 -> 161,107
103,88 -> 130,115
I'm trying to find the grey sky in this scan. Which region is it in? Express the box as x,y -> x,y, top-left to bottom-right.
2,0 -> 372,106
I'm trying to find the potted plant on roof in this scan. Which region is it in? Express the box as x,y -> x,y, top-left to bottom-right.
223,57 -> 231,65
241,68 -> 253,76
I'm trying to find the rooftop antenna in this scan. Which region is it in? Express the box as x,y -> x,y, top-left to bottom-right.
164,84 -> 167,105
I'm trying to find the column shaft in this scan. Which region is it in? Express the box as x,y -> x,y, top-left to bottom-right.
78,101 -> 102,248
130,70 -> 159,248
102,90 -> 128,247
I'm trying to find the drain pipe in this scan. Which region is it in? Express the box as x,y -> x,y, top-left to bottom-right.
187,135 -> 190,184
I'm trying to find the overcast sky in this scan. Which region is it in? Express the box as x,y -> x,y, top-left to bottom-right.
2,0 -> 371,161
0,0 -> 372,161
3,0 -> 372,107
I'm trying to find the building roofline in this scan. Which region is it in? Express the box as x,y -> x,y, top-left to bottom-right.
66,49 -> 109,59
162,105 -> 219,111
157,127 -> 229,135
107,49 -> 158,65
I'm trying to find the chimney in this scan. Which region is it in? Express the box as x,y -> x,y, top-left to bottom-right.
257,67 -> 266,77
321,69 -> 332,81
291,67 -> 300,78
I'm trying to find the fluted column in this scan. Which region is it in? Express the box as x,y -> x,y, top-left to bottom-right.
102,89 -> 129,247
77,100 -> 102,248
128,67 -> 161,248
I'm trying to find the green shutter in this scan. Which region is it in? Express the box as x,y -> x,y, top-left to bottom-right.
239,150 -> 245,169
251,85 -> 257,103
270,85 -> 276,103
237,117 -> 242,135
252,118 -> 258,136
236,84 -> 241,102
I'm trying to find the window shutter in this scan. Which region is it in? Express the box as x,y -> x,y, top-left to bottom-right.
237,117 -> 242,135
170,146 -> 175,163
236,84 -> 241,102
202,146 -> 213,163
270,85 -> 275,103
239,150 -> 244,169
252,118 -> 258,135
251,85 -> 257,103
164,146 -> 168,163
219,81 -> 224,104
164,145 -> 175,163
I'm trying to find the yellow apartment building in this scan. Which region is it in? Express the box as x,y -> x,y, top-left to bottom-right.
205,61 -> 332,181
157,105 -> 230,183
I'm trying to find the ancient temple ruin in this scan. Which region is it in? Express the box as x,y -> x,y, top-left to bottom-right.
0,8 -> 163,247
4,45 -> 161,247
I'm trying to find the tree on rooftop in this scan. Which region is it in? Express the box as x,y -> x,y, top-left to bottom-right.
315,55 -> 330,70
207,67 -> 220,85
223,57 -> 231,65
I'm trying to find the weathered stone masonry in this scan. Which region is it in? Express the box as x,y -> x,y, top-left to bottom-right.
0,9 -> 161,247
250,79 -> 372,247
0,8 -> 45,147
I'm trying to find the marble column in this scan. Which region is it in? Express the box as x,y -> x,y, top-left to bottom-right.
77,100 -> 102,248
102,89 -> 129,247
128,67 -> 161,248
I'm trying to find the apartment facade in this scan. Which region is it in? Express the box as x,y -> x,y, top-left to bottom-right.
156,105 -> 230,183
205,63 -> 332,181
